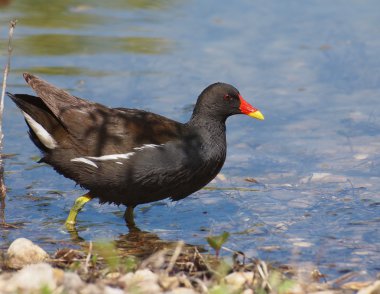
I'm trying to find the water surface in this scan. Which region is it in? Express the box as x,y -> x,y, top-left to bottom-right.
1,0 -> 379,280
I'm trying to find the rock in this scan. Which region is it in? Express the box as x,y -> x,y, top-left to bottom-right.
6,238 -> 49,269
104,286 -> 125,294
0,272 -> 13,293
224,272 -> 254,288
80,283 -> 103,294
120,269 -> 161,293
168,287 -> 198,294
106,272 -> 121,279
159,275 -> 180,290
62,271 -> 85,292
5,263 -> 58,292
358,280 -> 380,294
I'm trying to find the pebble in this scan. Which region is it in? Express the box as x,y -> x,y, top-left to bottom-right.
4,263 -> 59,293
80,284 -> 104,294
358,280 -> 380,294
62,271 -> 85,292
6,238 -> 49,269
159,275 -> 180,290
120,269 -> 161,293
224,271 -> 254,288
168,287 -> 198,294
104,286 -> 125,294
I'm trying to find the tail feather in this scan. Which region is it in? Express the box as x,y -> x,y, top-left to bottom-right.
8,92 -> 64,150
22,73 -> 89,122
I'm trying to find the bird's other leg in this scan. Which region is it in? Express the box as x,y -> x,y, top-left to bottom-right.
123,205 -> 136,228
65,193 -> 93,230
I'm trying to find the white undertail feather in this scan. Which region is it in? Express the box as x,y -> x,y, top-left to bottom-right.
22,111 -> 57,149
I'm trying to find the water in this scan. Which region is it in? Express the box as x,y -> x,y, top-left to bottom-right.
1,0 -> 379,280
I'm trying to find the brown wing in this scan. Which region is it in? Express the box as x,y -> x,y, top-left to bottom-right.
22,73 -> 184,156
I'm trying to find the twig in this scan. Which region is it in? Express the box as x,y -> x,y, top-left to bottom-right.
166,240 -> 184,274
84,241 -> 93,274
0,19 -> 17,225
0,19 -> 17,137
193,246 -> 212,272
221,246 -> 246,265
257,260 -> 271,290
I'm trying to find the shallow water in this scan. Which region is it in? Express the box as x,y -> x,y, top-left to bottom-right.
0,0 -> 379,280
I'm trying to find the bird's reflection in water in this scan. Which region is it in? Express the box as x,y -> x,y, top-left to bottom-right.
67,223 -> 206,261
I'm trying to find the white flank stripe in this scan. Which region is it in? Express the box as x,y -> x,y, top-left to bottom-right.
70,146 -> 162,168
22,111 -> 57,149
133,144 -> 163,151
87,152 -> 135,161
71,158 -> 98,168
70,152 -> 135,168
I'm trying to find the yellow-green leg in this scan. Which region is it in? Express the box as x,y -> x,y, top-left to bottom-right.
65,193 -> 92,230
123,206 -> 136,228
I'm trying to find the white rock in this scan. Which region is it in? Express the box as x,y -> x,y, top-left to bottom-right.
6,238 -> 49,269
6,263 -> 56,292
168,287 -> 198,294
0,272 -> 13,293
358,280 -> 380,294
121,269 -> 158,284
224,272 -> 254,288
80,284 -> 103,294
120,269 -> 161,293
104,286 -> 125,294
159,275 -> 180,290
62,271 -> 84,291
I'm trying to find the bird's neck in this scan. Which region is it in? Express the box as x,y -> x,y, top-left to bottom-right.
186,115 -> 227,173
187,114 -> 227,146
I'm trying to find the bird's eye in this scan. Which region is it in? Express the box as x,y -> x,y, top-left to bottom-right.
224,94 -> 233,101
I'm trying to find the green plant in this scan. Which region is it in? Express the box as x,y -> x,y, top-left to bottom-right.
206,231 -> 230,257
93,240 -> 120,272
269,271 -> 296,294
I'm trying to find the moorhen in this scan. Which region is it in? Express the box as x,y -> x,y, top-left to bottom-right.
8,73 -> 264,228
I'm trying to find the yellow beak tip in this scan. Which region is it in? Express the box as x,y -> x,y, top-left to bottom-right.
248,110 -> 264,120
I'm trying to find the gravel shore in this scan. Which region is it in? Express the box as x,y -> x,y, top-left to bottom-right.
0,238 -> 379,293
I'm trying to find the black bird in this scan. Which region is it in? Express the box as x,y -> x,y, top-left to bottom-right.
8,73 -> 264,228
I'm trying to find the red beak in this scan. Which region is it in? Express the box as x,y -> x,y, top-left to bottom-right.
238,94 -> 264,120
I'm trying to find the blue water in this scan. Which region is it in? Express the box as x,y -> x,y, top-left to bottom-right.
1,0 -> 379,280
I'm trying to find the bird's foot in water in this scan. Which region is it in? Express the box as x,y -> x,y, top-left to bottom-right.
65,193 -> 93,231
